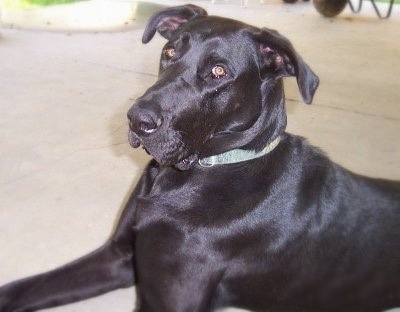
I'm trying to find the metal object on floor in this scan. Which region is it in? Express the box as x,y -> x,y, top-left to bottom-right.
313,0 -> 395,18
348,0 -> 395,18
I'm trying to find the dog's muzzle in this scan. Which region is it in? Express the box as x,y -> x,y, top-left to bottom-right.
127,106 -> 198,170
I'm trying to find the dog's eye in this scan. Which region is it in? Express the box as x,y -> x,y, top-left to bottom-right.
164,48 -> 175,59
211,65 -> 226,78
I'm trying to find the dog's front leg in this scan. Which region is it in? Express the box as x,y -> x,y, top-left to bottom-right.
0,241 -> 133,312
0,161 -> 159,312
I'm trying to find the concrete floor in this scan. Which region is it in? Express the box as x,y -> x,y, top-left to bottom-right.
0,0 -> 399,311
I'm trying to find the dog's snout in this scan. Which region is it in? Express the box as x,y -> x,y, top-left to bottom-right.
128,107 -> 162,136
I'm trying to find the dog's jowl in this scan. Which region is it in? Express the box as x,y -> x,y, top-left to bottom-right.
1,4 -> 399,312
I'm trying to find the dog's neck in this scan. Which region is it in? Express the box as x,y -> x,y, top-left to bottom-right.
198,135 -> 281,167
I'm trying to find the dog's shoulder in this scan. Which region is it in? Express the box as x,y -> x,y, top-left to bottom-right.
278,133 -> 399,206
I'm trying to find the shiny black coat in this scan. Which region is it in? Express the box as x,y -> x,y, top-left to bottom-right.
0,4 -> 399,312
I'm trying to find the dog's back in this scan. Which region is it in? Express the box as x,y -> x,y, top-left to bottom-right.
204,133 -> 400,311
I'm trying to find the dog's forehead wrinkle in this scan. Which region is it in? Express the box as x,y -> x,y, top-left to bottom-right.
190,39 -> 257,75
165,21 -> 260,75
190,15 -> 250,32
179,15 -> 256,43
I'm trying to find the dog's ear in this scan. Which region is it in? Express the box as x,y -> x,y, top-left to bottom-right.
142,5 -> 207,44
251,28 -> 319,104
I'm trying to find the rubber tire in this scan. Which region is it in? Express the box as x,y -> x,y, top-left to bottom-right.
313,0 -> 347,17
283,0 -> 298,3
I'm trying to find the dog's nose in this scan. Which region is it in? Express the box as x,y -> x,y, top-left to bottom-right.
128,108 -> 162,136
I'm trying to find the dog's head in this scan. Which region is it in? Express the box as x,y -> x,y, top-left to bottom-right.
128,5 -> 319,170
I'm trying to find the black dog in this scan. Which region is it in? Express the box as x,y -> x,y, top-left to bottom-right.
1,4 -> 399,312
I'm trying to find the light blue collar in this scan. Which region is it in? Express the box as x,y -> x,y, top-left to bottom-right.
198,136 -> 281,167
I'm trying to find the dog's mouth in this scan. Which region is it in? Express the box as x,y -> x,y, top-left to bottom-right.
128,130 -> 198,170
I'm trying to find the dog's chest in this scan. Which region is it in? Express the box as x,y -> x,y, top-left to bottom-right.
132,164 -> 280,262
133,167 -> 237,275
134,164 -> 270,229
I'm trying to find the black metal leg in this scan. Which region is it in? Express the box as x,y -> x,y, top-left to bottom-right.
348,0 -> 394,19
348,0 -> 363,13
370,0 -> 394,19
